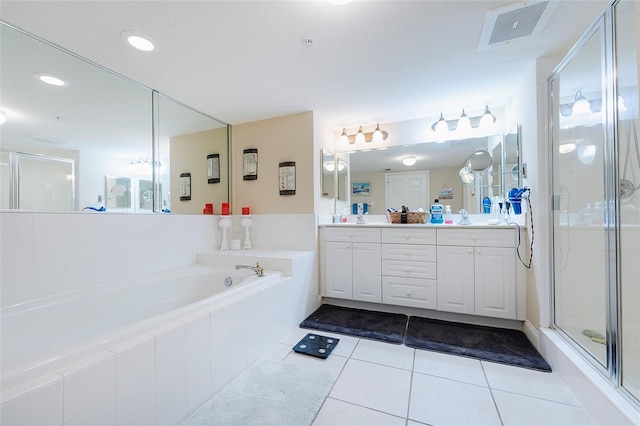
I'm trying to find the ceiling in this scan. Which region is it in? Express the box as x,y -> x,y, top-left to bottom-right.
0,0 -> 609,130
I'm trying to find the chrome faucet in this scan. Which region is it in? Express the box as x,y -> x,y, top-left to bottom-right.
235,262 -> 264,277
458,209 -> 471,225
356,203 -> 365,224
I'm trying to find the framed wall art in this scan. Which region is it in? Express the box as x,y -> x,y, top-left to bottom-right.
207,153 -> 220,184
279,161 -> 296,195
243,148 -> 258,180
352,181 -> 371,196
179,172 -> 191,201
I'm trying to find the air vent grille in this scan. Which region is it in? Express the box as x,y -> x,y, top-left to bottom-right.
489,1 -> 549,44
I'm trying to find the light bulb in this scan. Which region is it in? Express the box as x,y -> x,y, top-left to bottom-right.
480,105 -> 496,128
355,126 -> 365,144
340,128 -> 349,145
0,111 -> 6,125
618,95 -> 627,112
457,109 -> 471,130
372,123 -> 383,143
433,113 -> 448,134
559,143 -> 576,154
459,166 -> 474,183
572,91 -> 591,116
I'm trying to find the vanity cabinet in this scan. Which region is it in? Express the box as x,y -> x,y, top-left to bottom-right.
437,229 -> 516,319
320,224 -> 525,321
322,227 -> 382,302
381,228 -> 437,309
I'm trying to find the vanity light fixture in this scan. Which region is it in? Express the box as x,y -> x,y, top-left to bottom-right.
572,91 -> 591,115
121,30 -> 157,52
34,72 -> 69,86
402,156 -> 416,166
339,123 -> 389,145
431,105 -> 497,133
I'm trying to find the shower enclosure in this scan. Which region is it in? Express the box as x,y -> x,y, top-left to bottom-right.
550,0 -> 639,406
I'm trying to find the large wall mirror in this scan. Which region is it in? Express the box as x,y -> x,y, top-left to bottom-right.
0,22 -> 229,214
347,130 -> 520,215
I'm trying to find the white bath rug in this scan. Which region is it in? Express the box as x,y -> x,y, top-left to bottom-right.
180,358 -> 334,426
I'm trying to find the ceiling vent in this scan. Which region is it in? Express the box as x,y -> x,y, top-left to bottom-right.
478,1 -> 558,51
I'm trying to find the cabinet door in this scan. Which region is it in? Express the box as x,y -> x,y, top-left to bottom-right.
323,241 -> 353,299
352,242 -> 382,303
437,246 -> 475,314
474,247 -> 516,319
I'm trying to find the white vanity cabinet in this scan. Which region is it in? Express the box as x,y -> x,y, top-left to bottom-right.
381,228 -> 437,309
321,227 -> 382,303
437,228 -> 517,319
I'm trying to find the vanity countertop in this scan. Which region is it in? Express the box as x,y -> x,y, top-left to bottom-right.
321,222 -> 522,229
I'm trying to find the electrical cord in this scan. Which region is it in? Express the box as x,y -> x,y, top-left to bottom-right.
506,188 -> 534,269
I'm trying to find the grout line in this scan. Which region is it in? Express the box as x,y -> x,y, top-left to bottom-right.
481,361 -> 505,426
405,348 -> 416,424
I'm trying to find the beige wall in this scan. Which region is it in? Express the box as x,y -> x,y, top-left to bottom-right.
170,127 -> 229,214
428,166 -> 463,212
231,111 -> 314,214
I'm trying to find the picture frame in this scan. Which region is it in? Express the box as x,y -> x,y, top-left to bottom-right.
207,153 -> 220,184
352,181 -> 371,196
243,148 -> 258,180
279,161 -> 296,195
179,172 -> 191,201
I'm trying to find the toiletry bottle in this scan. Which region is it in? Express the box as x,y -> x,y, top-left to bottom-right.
430,199 -> 444,224
444,205 -> 453,224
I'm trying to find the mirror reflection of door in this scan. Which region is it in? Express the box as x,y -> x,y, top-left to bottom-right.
138,179 -> 154,211
386,171 -> 429,211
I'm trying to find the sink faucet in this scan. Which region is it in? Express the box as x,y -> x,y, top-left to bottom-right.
235,262 -> 264,277
458,209 -> 471,225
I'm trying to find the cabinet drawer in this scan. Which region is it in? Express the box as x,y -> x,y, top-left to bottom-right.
324,227 -> 381,243
437,228 -> 515,247
382,276 -> 437,309
382,228 -> 436,245
382,244 -> 436,262
382,259 -> 436,279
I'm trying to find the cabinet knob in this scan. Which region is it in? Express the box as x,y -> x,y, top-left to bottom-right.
406,291 -> 412,296
405,268 -> 411,273
353,244 -> 358,249
477,248 -> 483,254
405,251 -> 410,256
472,235 -> 477,240
467,248 -> 473,254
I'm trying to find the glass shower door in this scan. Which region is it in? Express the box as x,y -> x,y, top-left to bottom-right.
551,20 -> 609,368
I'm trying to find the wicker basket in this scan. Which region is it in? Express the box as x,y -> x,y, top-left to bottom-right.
389,211 -> 428,224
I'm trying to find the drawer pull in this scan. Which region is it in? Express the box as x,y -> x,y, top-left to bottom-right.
406,291 -> 412,296
477,248 -> 483,254
467,248 -> 473,254
405,268 -> 411,273
405,251 -> 410,256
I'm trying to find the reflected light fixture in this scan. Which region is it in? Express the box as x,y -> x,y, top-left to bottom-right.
457,109 -> 471,130
431,105 -> 496,134
339,123 -> 389,145
0,111 -> 6,125
324,162 -> 335,172
34,72 -> 69,86
572,91 -> 592,115
402,156 -> 416,166
578,145 -> 597,165
121,30 -> 156,52
618,95 -> 627,112
559,142 -> 577,154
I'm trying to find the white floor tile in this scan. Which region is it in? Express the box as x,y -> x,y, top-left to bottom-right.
492,389 -> 597,425
351,339 -> 414,370
409,372 -> 502,426
261,343 -> 294,361
413,349 -> 487,387
330,359 -> 411,418
282,350 -> 347,380
280,327 -> 313,345
482,361 -> 582,406
313,397 -> 406,426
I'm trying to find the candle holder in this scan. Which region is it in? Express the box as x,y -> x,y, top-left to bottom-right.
219,217 -> 231,250
241,217 -> 253,250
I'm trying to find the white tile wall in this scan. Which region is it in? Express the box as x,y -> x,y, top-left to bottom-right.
0,212 -> 318,425
0,212 -> 218,308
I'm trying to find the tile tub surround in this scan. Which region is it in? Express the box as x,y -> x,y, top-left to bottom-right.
1,249 -> 317,425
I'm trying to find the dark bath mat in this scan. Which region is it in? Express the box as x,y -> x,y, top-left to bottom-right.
405,316 -> 552,372
300,304 -> 408,344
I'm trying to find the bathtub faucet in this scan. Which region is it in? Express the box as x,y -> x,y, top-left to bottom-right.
235,262 -> 264,277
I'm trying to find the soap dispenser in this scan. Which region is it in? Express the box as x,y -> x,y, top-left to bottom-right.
444,205 -> 453,224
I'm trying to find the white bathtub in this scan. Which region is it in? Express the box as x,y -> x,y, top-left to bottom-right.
1,262 -> 293,425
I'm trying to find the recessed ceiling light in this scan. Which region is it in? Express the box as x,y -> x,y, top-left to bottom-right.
121,30 -> 156,52
33,72 -> 69,86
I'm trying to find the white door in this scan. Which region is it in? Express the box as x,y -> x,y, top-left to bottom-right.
437,245 -> 475,314
323,242 -> 353,299
352,242 -> 381,303
386,171 -> 429,212
474,247 -> 516,319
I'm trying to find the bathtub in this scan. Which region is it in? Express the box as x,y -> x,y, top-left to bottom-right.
1,262 -> 294,425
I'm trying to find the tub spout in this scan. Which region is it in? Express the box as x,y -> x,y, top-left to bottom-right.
235,262 -> 264,277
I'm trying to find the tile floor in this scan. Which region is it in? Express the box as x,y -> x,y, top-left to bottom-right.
257,327 -> 597,426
